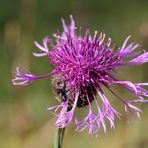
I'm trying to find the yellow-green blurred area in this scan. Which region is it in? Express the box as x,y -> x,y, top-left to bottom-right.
0,0 -> 148,147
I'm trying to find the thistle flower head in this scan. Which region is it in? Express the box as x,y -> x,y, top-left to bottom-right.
12,15 -> 148,136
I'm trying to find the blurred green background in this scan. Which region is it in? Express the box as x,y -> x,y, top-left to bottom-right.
0,0 -> 148,148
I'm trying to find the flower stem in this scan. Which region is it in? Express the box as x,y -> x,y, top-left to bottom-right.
54,128 -> 65,148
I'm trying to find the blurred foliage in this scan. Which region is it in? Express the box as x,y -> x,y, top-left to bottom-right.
0,0 -> 148,148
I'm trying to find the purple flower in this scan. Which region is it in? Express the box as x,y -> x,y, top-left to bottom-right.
12,15 -> 148,136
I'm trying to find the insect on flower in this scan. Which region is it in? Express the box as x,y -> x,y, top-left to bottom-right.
12,15 -> 148,136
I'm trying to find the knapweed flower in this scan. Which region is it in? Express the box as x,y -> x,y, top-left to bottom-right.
12,15 -> 148,136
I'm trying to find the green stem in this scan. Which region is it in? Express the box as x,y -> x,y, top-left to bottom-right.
54,128 -> 65,148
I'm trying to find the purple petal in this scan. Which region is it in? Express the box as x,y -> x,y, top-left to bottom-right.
127,51 -> 148,66
120,35 -> 131,51
33,37 -> 49,57
12,66 -> 57,86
